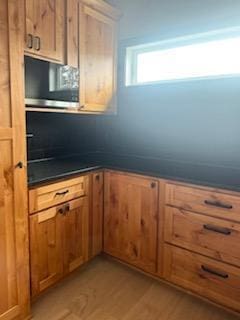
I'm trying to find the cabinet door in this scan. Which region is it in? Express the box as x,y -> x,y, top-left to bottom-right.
29,207 -> 64,297
25,0 -> 64,63
90,172 -> 104,258
0,1 -> 30,319
104,171 -> 158,273
79,4 -> 118,113
66,0 -> 79,68
63,197 -> 89,274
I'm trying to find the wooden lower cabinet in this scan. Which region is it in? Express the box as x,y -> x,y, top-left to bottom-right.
30,207 -> 63,297
63,197 -> 89,274
164,244 -> 240,313
89,172 -> 104,258
165,206 -> 240,267
104,171 -> 158,273
30,197 -> 89,297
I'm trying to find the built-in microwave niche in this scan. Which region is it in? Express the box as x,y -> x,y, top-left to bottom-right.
25,56 -> 79,109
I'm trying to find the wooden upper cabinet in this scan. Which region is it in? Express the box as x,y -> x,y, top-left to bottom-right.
104,171 -> 158,274
24,0 -> 64,63
79,1 -> 120,113
0,1 -> 30,319
66,0 -> 80,68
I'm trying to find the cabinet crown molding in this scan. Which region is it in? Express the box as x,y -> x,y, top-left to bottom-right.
80,0 -> 122,20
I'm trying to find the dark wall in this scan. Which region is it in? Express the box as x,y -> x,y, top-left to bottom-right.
95,40 -> 240,169
27,112 -> 97,161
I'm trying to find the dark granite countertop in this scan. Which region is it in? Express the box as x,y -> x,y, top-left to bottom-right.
28,152 -> 240,192
28,156 -> 101,187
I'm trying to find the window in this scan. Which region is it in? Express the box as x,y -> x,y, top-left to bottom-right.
126,28 -> 240,86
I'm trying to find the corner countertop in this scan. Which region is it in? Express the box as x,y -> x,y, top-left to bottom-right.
28,153 -> 240,193
28,156 -> 101,187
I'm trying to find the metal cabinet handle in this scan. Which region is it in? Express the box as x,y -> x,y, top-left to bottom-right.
204,200 -> 233,210
55,190 -> 69,197
27,34 -> 33,49
151,182 -> 156,189
201,265 -> 229,279
16,161 -> 24,169
58,203 -> 70,216
34,36 -> 41,51
203,224 -> 231,236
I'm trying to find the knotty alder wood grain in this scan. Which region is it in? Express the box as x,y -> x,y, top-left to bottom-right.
0,1 -> 30,319
79,2 -> 118,113
30,206 -> 63,297
66,0 -> 79,68
24,0 -> 64,63
166,183 -> 240,222
164,244 -> 240,313
165,206 -> 240,267
89,172 -> 104,258
63,197 -> 89,274
29,175 -> 88,214
30,197 -> 89,297
104,171 -> 159,274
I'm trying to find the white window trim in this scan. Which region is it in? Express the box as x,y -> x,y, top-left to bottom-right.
125,26 -> 240,87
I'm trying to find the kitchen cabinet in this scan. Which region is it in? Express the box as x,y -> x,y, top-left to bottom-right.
164,244 -> 240,313
29,207 -> 64,297
29,174 -> 91,296
66,0 -> 80,68
30,197 -> 89,297
24,0 -> 64,63
104,171 -> 158,273
63,197 -> 89,274
164,182 -> 240,313
0,1 -> 30,319
79,1 -> 120,113
89,172 -> 104,258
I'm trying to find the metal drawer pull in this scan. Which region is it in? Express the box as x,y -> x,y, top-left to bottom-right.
58,204 -> 70,215
34,36 -> 41,51
201,265 -> 229,279
203,224 -> 231,236
204,200 -> 233,210
55,190 -> 69,197
27,34 -> 33,49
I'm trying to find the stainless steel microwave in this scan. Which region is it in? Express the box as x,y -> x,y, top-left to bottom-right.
25,56 -> 79,109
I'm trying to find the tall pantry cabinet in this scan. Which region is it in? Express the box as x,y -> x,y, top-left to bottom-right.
0,1 -> 30,320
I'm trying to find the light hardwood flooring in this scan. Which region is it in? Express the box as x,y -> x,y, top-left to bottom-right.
32,256 -> 240,320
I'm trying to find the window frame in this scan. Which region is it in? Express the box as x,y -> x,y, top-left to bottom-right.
125,27 -> 240,87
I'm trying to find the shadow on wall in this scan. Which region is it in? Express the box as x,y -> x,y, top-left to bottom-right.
95,37 -> 240,169
26,112 -> 98,161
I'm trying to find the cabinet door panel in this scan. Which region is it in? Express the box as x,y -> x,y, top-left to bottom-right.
80,5 -> 117,113
30,207 -> 64,297
63,197 -> 89,274
104,172 -> 158,273
90,172 -> 104,258
0,1 -> 30,319
66,0 -> 79,68
25,0 -> 64,63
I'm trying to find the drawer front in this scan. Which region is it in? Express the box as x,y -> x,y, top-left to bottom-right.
165,206 -> 240,267
164,244 -> 240,312
166,184 -> 240,222
29,175 -> 89,214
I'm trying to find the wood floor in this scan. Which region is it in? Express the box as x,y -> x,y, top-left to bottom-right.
32,256 -> 240,320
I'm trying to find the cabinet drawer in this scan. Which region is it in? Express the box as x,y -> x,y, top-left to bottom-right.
164,244 -> 240,312
29,176 -> 89,214
166,184 -> 240,222
165,207 -> 240,267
